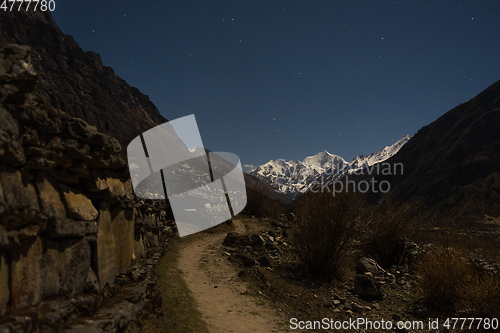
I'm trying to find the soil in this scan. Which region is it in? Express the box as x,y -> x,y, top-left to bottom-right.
177,217 -> 288,332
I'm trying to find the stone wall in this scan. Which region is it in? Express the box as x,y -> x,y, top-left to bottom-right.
0,45 -> 175,331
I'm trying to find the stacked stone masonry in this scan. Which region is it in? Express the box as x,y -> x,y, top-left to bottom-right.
0,45 -> 175,332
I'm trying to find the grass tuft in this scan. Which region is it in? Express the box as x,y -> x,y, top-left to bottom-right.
141,239 -> 209,333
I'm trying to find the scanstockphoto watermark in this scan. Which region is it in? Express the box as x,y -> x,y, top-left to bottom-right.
277,162 -> 404,196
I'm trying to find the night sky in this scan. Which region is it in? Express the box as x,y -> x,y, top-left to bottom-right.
52,1 -> 500,171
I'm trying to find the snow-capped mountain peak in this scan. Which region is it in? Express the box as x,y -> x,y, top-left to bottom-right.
250,135 -> 411,199
301,150 -> 347,175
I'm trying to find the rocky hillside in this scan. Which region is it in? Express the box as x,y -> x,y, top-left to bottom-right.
0,44 -> 175,332
0,11 -> 167,145
372,80 -> 500,224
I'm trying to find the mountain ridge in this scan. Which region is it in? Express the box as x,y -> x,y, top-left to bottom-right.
250,135 -> 411,199
367,80 -> 500,224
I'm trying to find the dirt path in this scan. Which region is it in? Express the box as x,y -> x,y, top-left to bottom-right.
177,218 -> 287,333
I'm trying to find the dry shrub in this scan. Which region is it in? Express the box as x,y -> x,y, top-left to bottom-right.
417,246 -> 500,316
290,191 -> 364,281
416,247 -> 470,312
361,203 -> 418,267
459,272 -> 500,317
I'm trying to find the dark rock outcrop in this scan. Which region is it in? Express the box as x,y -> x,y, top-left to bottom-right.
0,11 -> 167,146
355,257 -> 381,275
222,232 -> 239,247
0,44 -> 175,332
353,274 -> 383,300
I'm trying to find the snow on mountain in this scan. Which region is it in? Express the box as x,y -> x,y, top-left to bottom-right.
250,135 -> 411,199
338,134 -> 412,176
356,134 -> 411,169
251,159 -> 320,195
302,151 -> 347,174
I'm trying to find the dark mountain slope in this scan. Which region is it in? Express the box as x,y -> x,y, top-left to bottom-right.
244,173 -> 291,204
376,80 -> 500,224
0,11 -> 166,145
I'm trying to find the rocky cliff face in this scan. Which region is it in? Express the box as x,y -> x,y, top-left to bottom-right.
0,44 -> 175,332
0,11 -> 167,145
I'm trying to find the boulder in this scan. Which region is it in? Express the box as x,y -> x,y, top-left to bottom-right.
353,273 -> 383,300
61,185 -> 98,221
0,170 -> 39,223
222,232 -> 239,247
0,44 -> 37,105
240,234 -> 265,248
36,176 -> 66,219
355,257 -> 380,275
258,254 -> 272,268
265,241 -> 278,251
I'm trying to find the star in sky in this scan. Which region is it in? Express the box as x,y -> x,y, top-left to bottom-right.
51,0 -> 500,166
